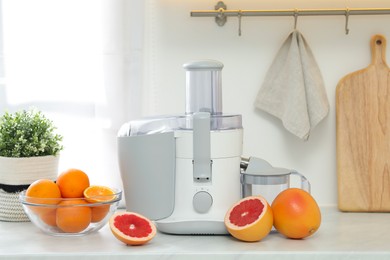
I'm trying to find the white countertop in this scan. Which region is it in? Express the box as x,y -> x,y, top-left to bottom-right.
1,207 -> 389,260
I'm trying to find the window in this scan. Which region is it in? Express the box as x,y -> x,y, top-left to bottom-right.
0,0 -> 143,194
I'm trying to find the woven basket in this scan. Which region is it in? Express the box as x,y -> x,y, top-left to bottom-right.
0,188 -> 30,221
0,155 -> 59,222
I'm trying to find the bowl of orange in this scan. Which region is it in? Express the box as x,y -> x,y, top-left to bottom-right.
19,169 -> 122,236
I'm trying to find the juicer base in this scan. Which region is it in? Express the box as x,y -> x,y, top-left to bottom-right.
155,219 -> 228,235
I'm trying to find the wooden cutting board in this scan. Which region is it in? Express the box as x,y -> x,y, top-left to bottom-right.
336,34 -> 390,212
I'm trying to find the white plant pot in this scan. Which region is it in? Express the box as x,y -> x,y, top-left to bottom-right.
0,155 -> 59,222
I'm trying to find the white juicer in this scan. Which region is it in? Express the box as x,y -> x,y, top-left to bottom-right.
117,60 -> 243,234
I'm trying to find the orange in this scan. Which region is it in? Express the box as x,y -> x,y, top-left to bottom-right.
56,199 -> 92,233
83,185 -> 115,202
56,168 -> 90,198
224,196 -> 273,242
271,188 -> 321,239
109,212 -> 156,246
90,205 -> 110,223
25,179 -> 62,215
40,209 -> 57,227
84,185 -> 115,222
26,179 -> 62,201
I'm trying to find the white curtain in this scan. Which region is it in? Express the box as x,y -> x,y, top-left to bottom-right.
0,0 -> 144,202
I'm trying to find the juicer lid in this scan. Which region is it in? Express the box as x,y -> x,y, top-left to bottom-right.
241,157 -> 292,176
117,114 -> 242,137
183,60 -> 224,70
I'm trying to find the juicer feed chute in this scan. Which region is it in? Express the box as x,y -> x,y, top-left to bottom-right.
184,60 -> 223,115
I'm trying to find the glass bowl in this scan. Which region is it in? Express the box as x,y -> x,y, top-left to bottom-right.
19,188 -> 122,236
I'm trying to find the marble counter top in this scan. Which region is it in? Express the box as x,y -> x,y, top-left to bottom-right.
1,207 -> 389,260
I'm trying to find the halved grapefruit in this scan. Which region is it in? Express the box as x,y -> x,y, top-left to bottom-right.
224,195 -> 273,242
109,212 -> 156,246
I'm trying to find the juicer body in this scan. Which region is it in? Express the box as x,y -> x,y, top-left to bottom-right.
117,115 -> 243,234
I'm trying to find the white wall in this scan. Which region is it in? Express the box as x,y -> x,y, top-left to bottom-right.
140,0 -> 390,206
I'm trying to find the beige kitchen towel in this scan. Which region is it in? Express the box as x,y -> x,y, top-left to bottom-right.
255,30 -> 329,140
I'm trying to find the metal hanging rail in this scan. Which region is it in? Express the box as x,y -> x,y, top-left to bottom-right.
191,1 -> 390,35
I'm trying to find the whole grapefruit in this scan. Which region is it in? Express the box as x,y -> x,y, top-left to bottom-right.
271,188 -> 321,239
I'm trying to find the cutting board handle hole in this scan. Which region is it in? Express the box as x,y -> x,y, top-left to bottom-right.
376,39 -> 382,45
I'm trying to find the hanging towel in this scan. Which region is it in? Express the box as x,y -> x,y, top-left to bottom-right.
255,30 -> 329,140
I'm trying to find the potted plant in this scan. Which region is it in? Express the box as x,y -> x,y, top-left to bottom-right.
0,109 -> 63,222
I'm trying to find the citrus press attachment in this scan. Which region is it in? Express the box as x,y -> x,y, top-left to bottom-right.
240,157 -> 310,204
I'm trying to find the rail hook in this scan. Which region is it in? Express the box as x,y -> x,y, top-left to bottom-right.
294,9 -> 299,30
345,8 -> 350,35
238,10 -> 242,36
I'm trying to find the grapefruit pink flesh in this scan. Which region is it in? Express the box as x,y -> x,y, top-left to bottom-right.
229,199 -> 264,226
114,214 -> 153,238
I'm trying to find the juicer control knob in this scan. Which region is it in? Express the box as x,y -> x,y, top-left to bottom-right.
193,191 -> 213,213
